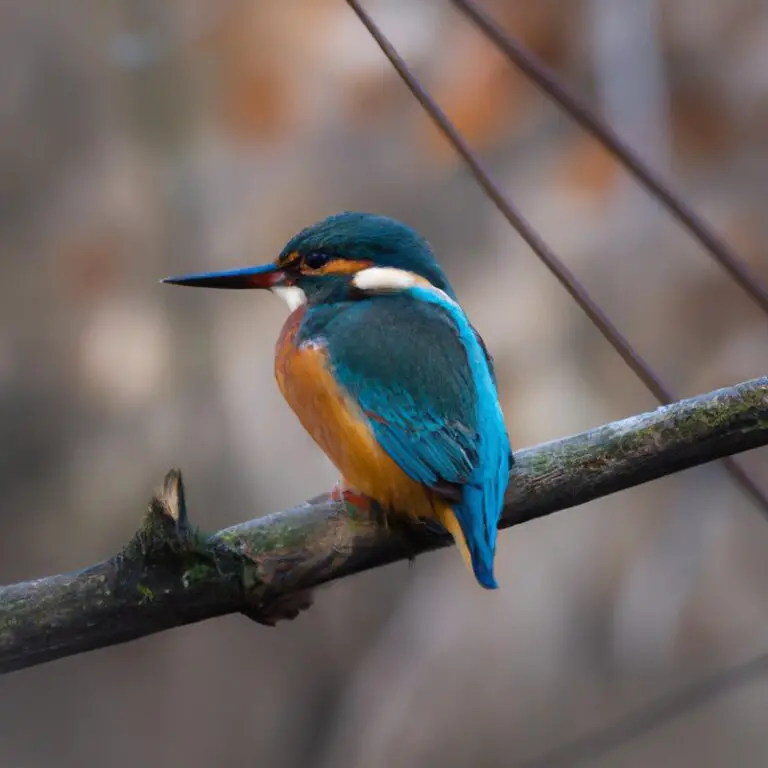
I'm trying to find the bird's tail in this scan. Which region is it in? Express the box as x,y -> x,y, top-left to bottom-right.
438,484 -> 498,589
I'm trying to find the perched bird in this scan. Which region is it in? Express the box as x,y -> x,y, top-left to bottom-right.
163,212 -> 511,589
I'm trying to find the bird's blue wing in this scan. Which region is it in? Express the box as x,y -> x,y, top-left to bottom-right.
302,293 -> 498,494
301,290 -> 511,589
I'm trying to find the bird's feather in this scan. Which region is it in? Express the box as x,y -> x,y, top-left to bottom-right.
301,297 -> 477,488
299,290 -> 510,588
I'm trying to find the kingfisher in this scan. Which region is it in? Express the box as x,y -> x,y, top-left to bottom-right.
162,212 -> 511,589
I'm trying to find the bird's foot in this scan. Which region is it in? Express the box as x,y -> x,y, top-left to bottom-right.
330,481 -> 371,513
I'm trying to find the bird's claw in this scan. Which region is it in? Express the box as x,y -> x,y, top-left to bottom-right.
330,482 -> 371,512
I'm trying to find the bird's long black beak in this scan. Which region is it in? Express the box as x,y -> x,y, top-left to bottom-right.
161,263 -> 285,289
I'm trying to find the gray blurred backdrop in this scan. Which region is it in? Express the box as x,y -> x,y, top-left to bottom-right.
2,1 -> 768,766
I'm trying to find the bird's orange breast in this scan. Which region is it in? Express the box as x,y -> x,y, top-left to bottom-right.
273,306 -> 440,521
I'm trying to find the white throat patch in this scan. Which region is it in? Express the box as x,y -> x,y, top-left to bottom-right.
271,286 -> 306,312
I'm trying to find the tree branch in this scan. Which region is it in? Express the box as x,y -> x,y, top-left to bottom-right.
1,377 -> 766,675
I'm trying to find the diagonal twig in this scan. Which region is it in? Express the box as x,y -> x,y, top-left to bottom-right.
345,0 -> 768,517
518,648 -> 768,767
1,377 -> 767,675
449,0 -> 768,319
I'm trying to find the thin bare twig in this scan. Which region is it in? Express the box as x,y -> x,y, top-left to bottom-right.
1,377 -> 767,675
449,0 -> 768,319
518,649 -> 768,767
345,0 -> 768,517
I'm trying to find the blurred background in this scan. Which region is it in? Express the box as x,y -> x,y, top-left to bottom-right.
1,0 -> 768,765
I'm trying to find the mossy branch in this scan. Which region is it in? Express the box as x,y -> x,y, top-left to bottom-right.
1,377 -> 767,676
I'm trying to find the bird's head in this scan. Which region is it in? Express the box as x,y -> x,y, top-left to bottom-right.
162,212 -> 456,308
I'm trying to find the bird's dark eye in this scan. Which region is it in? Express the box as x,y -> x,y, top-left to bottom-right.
304,251 -> 329,270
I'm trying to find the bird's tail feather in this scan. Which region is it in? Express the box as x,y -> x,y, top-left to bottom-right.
439,487 -> 498,589
437,505 -> 475,578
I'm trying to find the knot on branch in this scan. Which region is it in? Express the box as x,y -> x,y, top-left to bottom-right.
129,469 -> 192,558
118,469 -> 313,626
241,590 -> 315,627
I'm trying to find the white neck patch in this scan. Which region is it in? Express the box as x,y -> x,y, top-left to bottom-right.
352,266 -> 456,305
352,267 -> 416,292
271,286 -> 306,312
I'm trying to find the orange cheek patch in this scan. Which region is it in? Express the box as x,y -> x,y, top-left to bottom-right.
277,251 -> 300,268
307,258 -> 374,276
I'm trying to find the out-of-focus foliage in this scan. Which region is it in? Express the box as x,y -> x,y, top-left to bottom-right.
1,1 -> 768,766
